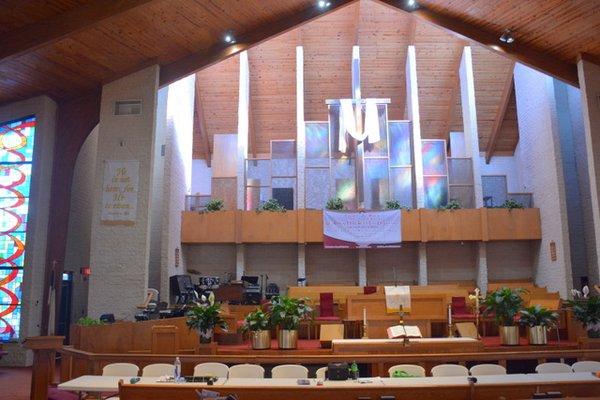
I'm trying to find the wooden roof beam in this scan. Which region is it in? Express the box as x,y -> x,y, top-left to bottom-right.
374,0 -> 578,87
442,43 -> 466,142
485,62 -> 515,164
159,0 -> 358,87
0,0 -> 159,64
194,77 -> 212,167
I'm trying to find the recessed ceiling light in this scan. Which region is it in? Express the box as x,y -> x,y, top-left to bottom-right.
317,0 -> 331,9
499,29 -> 515,44
406,0 -> 418,8
224,31 -> 236,44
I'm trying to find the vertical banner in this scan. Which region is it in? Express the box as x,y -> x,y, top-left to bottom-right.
101,160 -> 139,225
323,210 -> 402,248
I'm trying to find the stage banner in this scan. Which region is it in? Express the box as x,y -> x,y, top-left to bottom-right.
101,160 -> 139,225
323,210 -> 402,248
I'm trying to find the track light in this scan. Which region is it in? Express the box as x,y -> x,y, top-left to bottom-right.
224,31 -> 236,44
317,0 -> 331,9
499,29 -> 515,44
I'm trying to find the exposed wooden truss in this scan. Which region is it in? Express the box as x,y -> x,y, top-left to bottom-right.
485,62 -> 516,163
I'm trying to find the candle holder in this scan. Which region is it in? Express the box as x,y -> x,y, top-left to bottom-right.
362,322 -> 369,339
447,303 -> 454,338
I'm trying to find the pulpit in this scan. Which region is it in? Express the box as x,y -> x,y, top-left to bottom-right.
23,336 -> 64,400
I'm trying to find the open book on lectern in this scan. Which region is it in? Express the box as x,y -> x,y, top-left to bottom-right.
386,325 -> 422,339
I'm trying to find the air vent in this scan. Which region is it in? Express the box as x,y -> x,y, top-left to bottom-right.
114,100 -> 142,116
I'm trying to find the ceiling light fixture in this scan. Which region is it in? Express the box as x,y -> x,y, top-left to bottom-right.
224,31 -> 236,44
317,0 -> 331,9
499,29 -> 515,44
406,0 -> 418,9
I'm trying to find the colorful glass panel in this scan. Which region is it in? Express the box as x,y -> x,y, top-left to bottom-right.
391,167 -> 413,208
422,140 -> 447,176
0,115 -> 35,342
389,122 -> 412,167
305,123 -> 329,160
424,176 -> 448,209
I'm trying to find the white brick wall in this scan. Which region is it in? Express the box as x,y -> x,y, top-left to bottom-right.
486,241 -> 533,281
245,244 -> 298,294
306,245 -> 358,285
366,245 -> 418,285
427,242 -> 476,283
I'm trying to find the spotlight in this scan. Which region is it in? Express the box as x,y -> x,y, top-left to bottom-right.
317,0 -> 331,9
406,0 -> 418,8
499,29 -> 515,44
224,31 -> 236,44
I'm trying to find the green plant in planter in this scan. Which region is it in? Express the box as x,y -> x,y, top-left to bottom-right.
76,316 -> 103,326
519,305 -> 559,328
439,199 -> 461,210
482,287 -> 527,326
257,198 -> 286,212
242,308 -> 271,332
326,197 -> 344,211
500,199 -> 524,210
564,291 -> 600,338
205,199 -> 224,212
385,200 -> 408,210
186,303 -> 228,343
270,295 -> 312,331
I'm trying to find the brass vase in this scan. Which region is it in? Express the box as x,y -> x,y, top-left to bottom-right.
278,329 -> 298,349
528,326 -> 547,345
499,326 -> 519,345
251,330 -> 271,349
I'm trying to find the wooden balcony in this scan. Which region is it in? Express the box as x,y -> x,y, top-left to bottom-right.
181,208 -> 542,244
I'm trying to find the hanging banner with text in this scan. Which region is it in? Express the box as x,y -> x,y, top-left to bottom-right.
101,160 -> 139,225
323,210 -> 402,248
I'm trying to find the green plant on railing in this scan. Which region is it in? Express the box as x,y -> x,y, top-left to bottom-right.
326,197 -> 344,211
519,305 -> 559,328
242,308 -> 271,332
257,199 -> 286,213
76,316 -> 104,326
204,199 -> 224,212
500,199 -> 524,210
385,200 -> 401,210
439,199 -> 462,210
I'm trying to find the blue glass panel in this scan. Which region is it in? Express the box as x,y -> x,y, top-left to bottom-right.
0,305 -> 21,341
364,105 -> 388,157
391,167 -> 413,208
364,158 -> 389,210
305,123 -> 329,159
389,122 -> 412,167
422,140 -> 447,176
424,176 -> 448,209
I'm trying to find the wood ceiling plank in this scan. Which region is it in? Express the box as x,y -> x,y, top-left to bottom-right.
484,62 -> 515,163
0,0 -> 161,63
194,76 -> 212,165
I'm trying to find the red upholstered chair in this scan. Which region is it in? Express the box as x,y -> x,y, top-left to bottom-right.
451,296 -> 476,321
316,293 -> 339,321
363,286 -> 377,295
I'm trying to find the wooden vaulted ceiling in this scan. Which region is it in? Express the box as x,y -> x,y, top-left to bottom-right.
195,0 -> 522,157
0,0 -> 598,158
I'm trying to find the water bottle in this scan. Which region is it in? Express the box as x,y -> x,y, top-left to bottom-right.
174,357 -> 182,382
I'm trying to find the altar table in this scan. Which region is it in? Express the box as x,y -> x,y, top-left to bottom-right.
331,337 -> 484,354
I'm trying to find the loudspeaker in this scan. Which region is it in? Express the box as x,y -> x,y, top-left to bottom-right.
170,275 -> 193,296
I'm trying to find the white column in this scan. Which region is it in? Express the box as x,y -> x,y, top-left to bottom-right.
358,249 -> 367,286
406,45 -> 425,208
476,242 -> 488,293
296,46 -> 306,209
88,66 -> 159,320
236,51 -> 249,211
298,244 -> 306,283
577,57 -> 600,285
418,243 -> 428,285
236,244 -> 245,281
459,46 -> 484,207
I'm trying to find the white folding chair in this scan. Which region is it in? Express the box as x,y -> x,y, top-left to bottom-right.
388,364 -> 426,377
141,363 -> 174,377
431,364 -> 469,377
315,367 -> 327,380
228,364 -> 265,378
572,361 -> 600,372
193,362 -> 229,378
271,365 -> 309,379
469,364 -> 506,376
102,363 -> 139,377
535,362 -> 573,374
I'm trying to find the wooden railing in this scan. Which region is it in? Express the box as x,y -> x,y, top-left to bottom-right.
181,208 -> 542,244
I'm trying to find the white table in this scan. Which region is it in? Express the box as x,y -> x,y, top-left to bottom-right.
58,375 -> 226,392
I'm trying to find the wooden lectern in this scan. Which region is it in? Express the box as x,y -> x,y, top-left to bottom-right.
23,336 -> 64,400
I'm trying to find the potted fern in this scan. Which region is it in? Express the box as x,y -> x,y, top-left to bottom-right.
205,199 -> 224,212
270,295 -> 312,349
519,305 -> 559,345
326,197 -> 344,211
257,198 -> 286,212
243,308 -> 271,349
564,288 -> 600,339
482,287 -> 526,345
186,302 -> 228,344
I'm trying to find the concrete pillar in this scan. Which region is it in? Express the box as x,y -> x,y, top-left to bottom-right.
88,66 -> 159,320
406,45 -> 425,208
476,242 -> 488,293
358,249 -> 367,286
296,46 -> 306,209
298,244 -> 306,283
236,244 -> 245,281
236,51 -> 249,210
418,243 -> 428,285
577,57 -> 600,285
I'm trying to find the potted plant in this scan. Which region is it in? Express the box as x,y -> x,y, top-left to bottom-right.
186,302 -> 228,344
243,308 -> 271,349
500,199 -> 524,210
205,199 -> 224,212
439,199 -> 461,210
564,287 -> 600,339
385,200 -> 405,210
270,295 -> 312,349
482,287 -> 526,345
326,197 -> 344,211
519,305 -> 559,345
257,198 -> 286,212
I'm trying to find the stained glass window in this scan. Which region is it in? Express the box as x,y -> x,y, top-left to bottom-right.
0,115 -> 35,342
